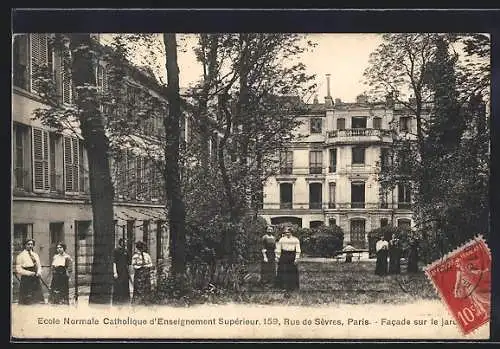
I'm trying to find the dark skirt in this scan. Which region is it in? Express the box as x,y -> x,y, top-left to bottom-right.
375,249 -> 388,276
407,248 -> 419,273
132,267 -> 151,305
388,249 -> 402,274
49,266 -> 69,305
261,261 -> 276,285
18,266 -> 45,305
113,272 -> 131,305
276,251 -> 299,291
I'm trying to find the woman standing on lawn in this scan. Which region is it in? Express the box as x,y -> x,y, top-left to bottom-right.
275,226 -> 301,293
131,241 -> 153,305
407,239 -> 419,273
388,237 -> 402,274
261,226 -> 277,287
375,235 -> 389,276
49,242 -> 73,305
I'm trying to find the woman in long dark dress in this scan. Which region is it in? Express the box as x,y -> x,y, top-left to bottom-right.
131,241 -> 153,305
388,238 -> 402,274
112,238 -> 131,305
49,242 -> 73,305
15,239 -> 45,305
407,239 -> 419,273
260,226 -> 276,287
275,227 -> 301,292
375,236 -> 389,276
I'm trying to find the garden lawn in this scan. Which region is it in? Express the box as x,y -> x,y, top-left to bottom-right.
239,259 -> 439,306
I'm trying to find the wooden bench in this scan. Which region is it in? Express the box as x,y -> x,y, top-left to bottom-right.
333,249 -> 369,262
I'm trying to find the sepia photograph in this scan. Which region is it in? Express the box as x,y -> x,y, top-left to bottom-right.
11,19 -> 492,340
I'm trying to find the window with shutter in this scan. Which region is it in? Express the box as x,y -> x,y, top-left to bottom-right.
79,140 -> 86,192
64,137 -> 73,192
49,133 -> 56,191
15,126 -> 25,189
30,34 -> 48,93
143,158 -> 151,201
13,34 -> 29,90
72,138 -> 79,191
127,150 -> 137,199
64,136 -> 80,193
136,156 -> 144,200
32,128 -> 50,191
14,123 -> 31,190
61,47 -> 72,104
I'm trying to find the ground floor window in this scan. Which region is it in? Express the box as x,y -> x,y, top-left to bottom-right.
310,221 -> 324,229
350,219 -> 366,248
49,222 -> 64,261
13,223 -> 33,255
270,216 -> 302,227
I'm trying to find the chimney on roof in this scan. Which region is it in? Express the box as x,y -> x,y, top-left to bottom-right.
326,74 -> 331,98
324,74 -> 334,107
313,95 -> 319,104
335,98 -> 341,105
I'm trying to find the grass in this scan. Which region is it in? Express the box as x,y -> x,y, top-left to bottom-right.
237,260 -> 439,306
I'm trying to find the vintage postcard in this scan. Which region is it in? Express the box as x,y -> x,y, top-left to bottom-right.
11,25 -> 491,340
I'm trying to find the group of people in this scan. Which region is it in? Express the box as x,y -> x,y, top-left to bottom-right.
260,225 -> 302,294
15,239 -> 72,305
374,235 -> 419,276
14,238 -> 154,306
112,238 -> 154,306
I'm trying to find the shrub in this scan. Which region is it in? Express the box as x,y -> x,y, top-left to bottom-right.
302,225 -> 344,257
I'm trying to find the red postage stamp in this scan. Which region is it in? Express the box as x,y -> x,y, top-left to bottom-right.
424,235 -> 491,335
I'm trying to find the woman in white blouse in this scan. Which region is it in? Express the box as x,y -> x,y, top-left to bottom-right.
15,239 -> 44,304
131,241 -> 153,305
275,226 -> 301,293
49,242 -> 73,305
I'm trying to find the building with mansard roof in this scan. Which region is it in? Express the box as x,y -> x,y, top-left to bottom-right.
259,75 -> 426,249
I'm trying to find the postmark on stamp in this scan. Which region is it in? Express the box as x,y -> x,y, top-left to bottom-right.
424,235 -> 491,335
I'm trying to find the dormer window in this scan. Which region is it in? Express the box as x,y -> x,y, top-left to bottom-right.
310,118 -> 322,134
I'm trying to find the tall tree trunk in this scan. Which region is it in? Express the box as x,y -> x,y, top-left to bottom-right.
163,33 -> 186,277
217,92 -> 238,261
198,34 -> 219,176
70,34 -> 115,304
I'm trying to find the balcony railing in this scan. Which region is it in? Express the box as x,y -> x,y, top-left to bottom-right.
309,166 -> 323,174
260,202 -> 414,210
329,165 -> 336,173
280,167 -> 293,175
351,202 -> 365,209
398,202 -> 412,209
327,128 -> 393,138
